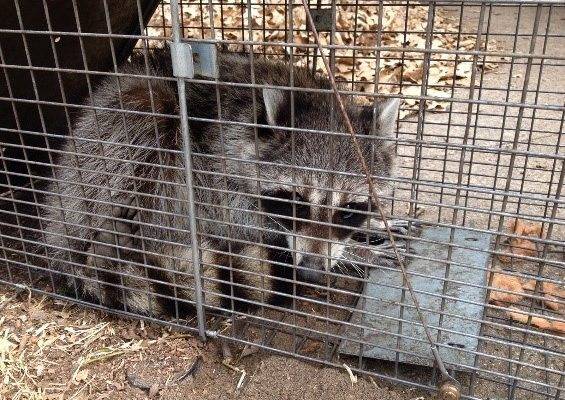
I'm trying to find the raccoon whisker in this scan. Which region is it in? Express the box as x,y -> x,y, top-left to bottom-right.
335,261 -> 360,278
345,258 -> 366,276
268,217 -> 291,234
335,257 -> 365,277
340,249 -> 365,262
338,249 -> 370,271
336,260 -> 350,272
334,261 -> 347,275
352,264 -> 366,277
249,202 -> 292,234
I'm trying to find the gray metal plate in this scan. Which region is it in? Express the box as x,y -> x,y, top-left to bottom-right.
190,41 -> 218,79
339,226 -> 491,370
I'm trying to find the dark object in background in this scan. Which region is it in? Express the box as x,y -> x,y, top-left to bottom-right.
0,0 -> 161,189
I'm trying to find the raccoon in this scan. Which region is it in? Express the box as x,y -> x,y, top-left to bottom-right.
39,47 -> 399,317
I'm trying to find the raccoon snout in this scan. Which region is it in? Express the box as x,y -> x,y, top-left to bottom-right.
298,255 -> 329,284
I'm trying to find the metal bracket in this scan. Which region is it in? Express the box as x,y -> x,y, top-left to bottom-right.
188,41 -> 218,79
170,41 -> 218,79
308,8 -> 333,32
170,41 -> 194,78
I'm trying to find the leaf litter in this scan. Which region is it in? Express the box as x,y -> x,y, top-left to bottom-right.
0,287 -> 203,399
146,1 -> 502,119
489,219 -> 563,334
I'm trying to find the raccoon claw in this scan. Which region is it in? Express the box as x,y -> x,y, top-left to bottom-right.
370,218 -> 420,235
124,205 -> 139,220
90,196 -> 141,251
97,219 -> 139,250
111,196 -> 138,218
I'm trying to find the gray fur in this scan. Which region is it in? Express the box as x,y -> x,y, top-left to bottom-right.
40,48 -> 397,316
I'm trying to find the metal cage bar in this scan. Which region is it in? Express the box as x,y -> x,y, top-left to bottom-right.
0,1 -> 563,399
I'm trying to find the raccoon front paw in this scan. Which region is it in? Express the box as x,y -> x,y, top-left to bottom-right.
92,196 -> 141,257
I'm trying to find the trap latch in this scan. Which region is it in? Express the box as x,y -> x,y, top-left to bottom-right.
170,40 -> 218,79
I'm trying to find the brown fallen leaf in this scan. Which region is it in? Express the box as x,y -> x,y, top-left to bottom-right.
300,340 -> 322,355
403,65 -> 423,83
522,279 -> 537,292
498,219 -> 542,263
538,282 -> 563,312
513,218 -> 542,236
505,308 -> 564,334
490,271 -> 564,313
509,238 -> 538,258
522,280 -> 564,311
488,269 -> 526,305
147,3 -> 500,119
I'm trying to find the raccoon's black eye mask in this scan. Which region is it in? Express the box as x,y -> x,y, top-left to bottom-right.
334,202 -> 371,228
261,191 -> 371,230
260,190 -> 309,220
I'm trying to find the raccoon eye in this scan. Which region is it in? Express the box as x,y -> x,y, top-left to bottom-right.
260,190 -> 309,219
335,202 -> 369,227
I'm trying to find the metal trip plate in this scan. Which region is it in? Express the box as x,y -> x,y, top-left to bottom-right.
339,226 -> 491,370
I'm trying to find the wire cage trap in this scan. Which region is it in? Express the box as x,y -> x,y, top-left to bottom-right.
0,1 -> 563,399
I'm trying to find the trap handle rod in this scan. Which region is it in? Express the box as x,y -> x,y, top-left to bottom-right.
169,0 -> 207,340
299,2 -> 460,398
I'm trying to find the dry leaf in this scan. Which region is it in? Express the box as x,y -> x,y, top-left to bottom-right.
301,340 -> 322,354
489,269 -> 563,313
146,2 -> 500,119
403,65 -> 423,83
499,219 -> 542,263
540,282 -> 564,312
490,269 -> 563,334
506,308 -> 565,334
456,62 -> 473,78
513,219 -> 542,236
489,269 -> 526,305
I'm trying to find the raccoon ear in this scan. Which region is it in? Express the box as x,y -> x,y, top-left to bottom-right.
262,88 -> 288,127
360,98 -> 400,136
375,97 -> 400,135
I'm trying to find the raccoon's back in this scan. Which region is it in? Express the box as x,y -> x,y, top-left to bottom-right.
41,48 -> 281,264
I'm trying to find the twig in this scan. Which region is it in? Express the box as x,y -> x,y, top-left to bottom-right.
0,283 -> 32,312
343,363 -> 358,386
175,355 -> 202,382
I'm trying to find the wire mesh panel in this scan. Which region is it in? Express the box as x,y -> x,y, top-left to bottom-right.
0,1 -> 563,399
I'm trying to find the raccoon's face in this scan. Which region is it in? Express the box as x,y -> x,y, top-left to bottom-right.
261,186 -> 376,284
254,88 -> 400,284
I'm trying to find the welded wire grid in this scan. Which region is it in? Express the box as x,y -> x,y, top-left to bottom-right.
0,1 -> 563,399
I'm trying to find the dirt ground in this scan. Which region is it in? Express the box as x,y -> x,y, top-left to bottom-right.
1,4 -> 563,400
0,284 -> 428,400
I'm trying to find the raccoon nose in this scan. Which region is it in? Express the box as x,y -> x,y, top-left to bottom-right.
298,255 -> 328,284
